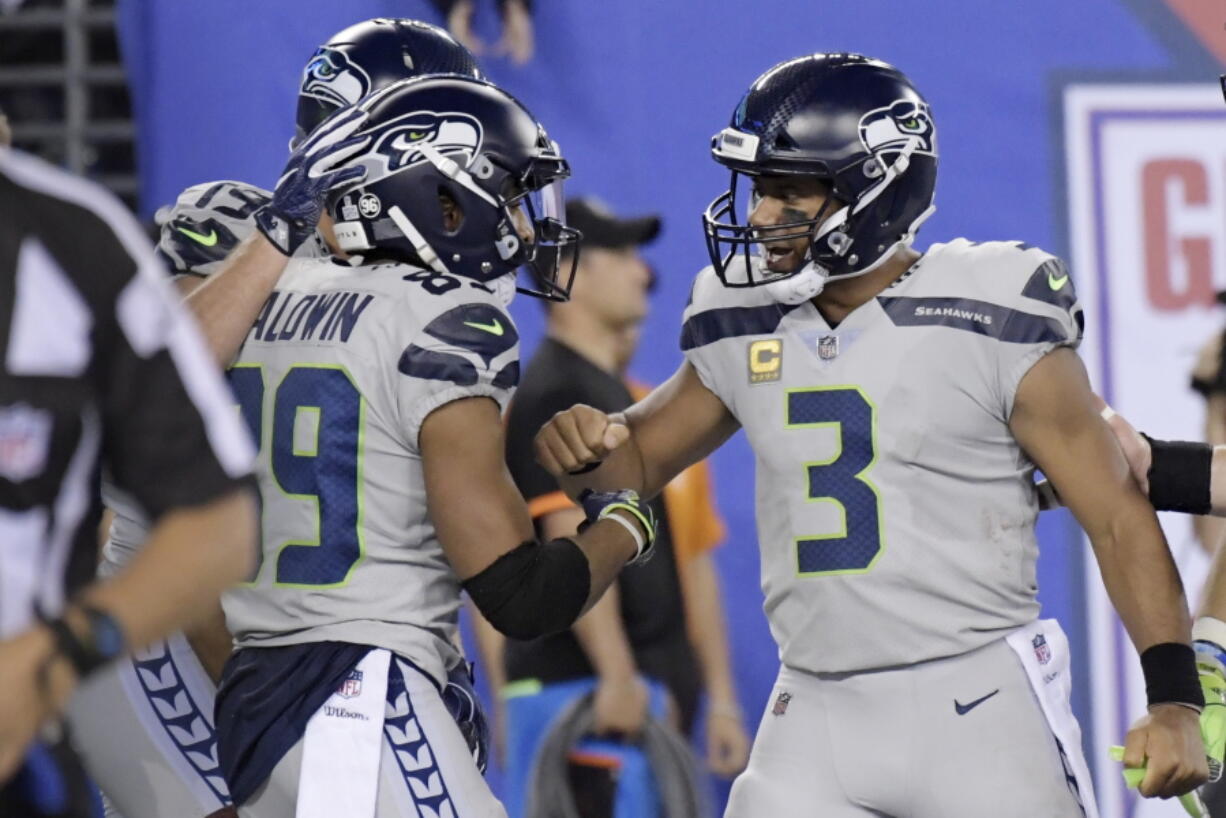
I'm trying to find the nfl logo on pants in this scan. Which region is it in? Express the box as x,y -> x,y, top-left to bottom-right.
337,669 -> 364,699
1032,634 -> 1051,666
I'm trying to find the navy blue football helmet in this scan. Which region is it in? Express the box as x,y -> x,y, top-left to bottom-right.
293,18 -> 482,148
703,54 -> 938,289
327,76 -> 580,301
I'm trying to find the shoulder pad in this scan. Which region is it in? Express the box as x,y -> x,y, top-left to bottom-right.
908,239 -> 1083,344
398,296 -> 519,390
155,180 -> 271,276
683,261 -> 778,320
680,263 -> 801,353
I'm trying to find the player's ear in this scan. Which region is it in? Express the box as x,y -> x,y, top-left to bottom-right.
439,188 -> 464,234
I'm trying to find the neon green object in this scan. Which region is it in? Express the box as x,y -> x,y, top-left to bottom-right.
1197,654 -> 1226,782
1108,745 -> 1208,817
176,225 -> 219,246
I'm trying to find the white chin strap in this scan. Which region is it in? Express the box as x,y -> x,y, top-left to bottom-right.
387,205 -> 452,275
490,273 -> 517,307
762,258 -> 828,305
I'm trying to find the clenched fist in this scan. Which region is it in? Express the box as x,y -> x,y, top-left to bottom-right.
1123,703 -> 1210,799
534,404 -> 631,477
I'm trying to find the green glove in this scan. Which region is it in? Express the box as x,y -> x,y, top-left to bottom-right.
1197,651 -> 1226,782
1109,745 -> 1209,817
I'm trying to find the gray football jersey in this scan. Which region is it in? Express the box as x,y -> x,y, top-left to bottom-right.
100,180 -> 330,573
221,256 -> 519,686
681,239 -> 1082,674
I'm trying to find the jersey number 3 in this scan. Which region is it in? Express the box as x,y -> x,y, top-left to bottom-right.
229,364 -> 364,587
786,387 -> 883,576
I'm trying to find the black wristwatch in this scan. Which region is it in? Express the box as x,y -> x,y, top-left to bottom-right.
39,604 -> 127,679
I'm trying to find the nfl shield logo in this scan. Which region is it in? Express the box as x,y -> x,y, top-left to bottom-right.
337,669 -> 364,699
772,691 -> 792,716
1033,634 -> 1052,666
817,335 -> 839,360
0,403 -> 52,482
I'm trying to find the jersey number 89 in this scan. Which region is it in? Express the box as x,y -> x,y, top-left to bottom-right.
229,364 -> 364,587
786,386 -> 883,576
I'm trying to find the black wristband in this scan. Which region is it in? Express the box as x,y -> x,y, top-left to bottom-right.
1140,642 -> 1204,709
37,605 -> 127,680
1144,434 -> 1213,515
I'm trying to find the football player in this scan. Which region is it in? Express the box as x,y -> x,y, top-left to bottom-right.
65,18 -> 484,818
212,75 -> 652,817
532,54 -> 1207,816
1091,404 -> 1226,799
151,18 -> 485,296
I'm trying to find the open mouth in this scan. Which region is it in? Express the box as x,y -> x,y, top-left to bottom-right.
762,243 -> 801,274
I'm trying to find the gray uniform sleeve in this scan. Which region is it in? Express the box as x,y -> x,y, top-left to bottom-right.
990,249 -> 1084,419
679,265 -> 752,413
154,181 -> 271,276
394,295 -> 520,450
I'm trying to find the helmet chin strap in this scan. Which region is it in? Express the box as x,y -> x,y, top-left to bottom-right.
387,205 -> 452,275
490,272 -> 517,307
762,258 -> 827,305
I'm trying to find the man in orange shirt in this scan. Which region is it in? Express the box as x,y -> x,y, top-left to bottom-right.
481,199 -> 749,817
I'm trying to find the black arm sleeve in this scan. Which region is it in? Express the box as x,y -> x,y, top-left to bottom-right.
1145,435 -> 1213,516
462,538 -> 590,640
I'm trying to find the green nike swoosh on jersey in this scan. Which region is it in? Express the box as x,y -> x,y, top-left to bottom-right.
463,319 -> 504,336
1047,270 -> 1069,290
176,226 -> 219,247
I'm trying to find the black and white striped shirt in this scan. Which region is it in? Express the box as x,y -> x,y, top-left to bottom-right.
0,149 -> 254,639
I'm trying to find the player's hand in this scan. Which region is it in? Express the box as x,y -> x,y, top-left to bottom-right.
254,105 -> 370,256
0,628 -> 75,781
706,703 -> 751,778
591,674 -> 649,738
534,404 -> 631,477
1096,397 -> 1152,494
1123,703 -> 1210,798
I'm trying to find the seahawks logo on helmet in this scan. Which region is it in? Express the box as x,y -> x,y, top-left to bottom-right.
858,99 -> 936,158
361,110 -> 484,178
300,47 -> 373,109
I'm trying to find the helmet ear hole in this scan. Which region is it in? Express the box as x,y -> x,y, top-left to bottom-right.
438,186 -> 465,235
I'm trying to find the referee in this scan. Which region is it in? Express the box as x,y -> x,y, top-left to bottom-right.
0,148 -> 258,817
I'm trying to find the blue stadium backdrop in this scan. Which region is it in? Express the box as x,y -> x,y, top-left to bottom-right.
115,1 -> 1226,814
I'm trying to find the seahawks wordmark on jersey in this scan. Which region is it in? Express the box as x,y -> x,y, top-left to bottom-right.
222,255 -> 519,687
681,239 -> 1082,674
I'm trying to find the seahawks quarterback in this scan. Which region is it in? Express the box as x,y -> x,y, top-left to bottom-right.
65,18 -> 483,818
215,75 -> 652,818
533,54 -> 1207,816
